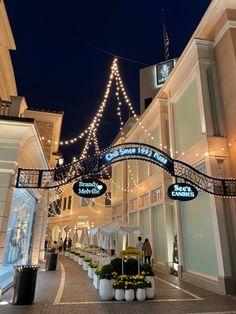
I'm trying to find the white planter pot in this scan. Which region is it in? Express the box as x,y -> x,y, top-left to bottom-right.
145,276 -> 155,298
88,267 -> 93,278
146,287 -> 154,299
93,274 -> 100,289
125,289 -> 135,301
65,251 -> 69,257
69,253 -> 74,259
115,289 -> 125,301
99,279 -> 115,300
74,255 -> 78,262
136,288 -> 146,301
78,257 -> 83,265
83,261 -> 89,271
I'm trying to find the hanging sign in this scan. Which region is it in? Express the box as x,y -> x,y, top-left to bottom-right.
64,226 -> 70,232
167,183 -> 198,201
73,178 -> 107,198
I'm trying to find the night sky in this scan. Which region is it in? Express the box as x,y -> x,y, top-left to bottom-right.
4,0 -> 211,161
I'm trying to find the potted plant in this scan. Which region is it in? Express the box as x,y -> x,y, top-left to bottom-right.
113,280 -> 125,301
74,252 -> 79,262
99,264 -> 117,300
145,280 -> 154,299
88,262 -> 97,279
78,253 -> 85,265
141,264 -> 155,297
135,281 -> 146,301
124,281 -> 135,301
93,267 -> 101,289
83,257 -> 91,271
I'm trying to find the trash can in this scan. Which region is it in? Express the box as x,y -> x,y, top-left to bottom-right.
12,265 -> 39,305
45,252 -> 58,271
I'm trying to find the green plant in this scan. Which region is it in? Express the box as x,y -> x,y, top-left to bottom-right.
79,253 -> 85,258
113,280 -> 125,289
94,268 -> 101,275
140,263 -> 154,276
124,258 -> 139,275
110,258 -> 122,275
124,281 -> 134,290
100,264 -> 116,280
134,281 -> 146,289
145,280 -> 152,288
83,257 -> 91,262
88,262 -> 97,268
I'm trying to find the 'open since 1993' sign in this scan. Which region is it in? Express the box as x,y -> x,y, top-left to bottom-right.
73,179 -> 107,198
167,183 -> 198,201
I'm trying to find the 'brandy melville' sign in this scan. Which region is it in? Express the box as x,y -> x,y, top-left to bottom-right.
73,179 -> 107,198
167,183 -> 198,201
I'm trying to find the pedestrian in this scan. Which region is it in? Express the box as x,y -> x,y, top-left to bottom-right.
52,240 -> 59,253
63,238 -> 68,251
142,238 -> 152,264
59,237 -> 63,252
136,236 -> 144,264
68,238 -> 72,250
47,236 -> 52,251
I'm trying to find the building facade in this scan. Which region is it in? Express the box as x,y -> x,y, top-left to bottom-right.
0,1 -> 63,292
111,0 -> 236,295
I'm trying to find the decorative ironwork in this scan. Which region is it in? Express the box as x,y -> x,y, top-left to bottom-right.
173,160 -> 236,197
15,142 -> 236,197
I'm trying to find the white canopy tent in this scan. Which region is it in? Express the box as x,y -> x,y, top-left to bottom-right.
91,220 -> 140,252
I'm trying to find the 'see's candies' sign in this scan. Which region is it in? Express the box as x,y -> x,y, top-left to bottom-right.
73,179 -> 107,198
167,183 -> 198,201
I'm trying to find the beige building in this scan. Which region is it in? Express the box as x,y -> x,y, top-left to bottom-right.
111,0 -> 236,295
0,1 -> 63,293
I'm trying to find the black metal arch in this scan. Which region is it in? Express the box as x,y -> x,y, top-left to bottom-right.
15,142 -> 236,197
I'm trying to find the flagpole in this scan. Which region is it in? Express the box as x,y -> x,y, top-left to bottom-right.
161,9 -> 169,61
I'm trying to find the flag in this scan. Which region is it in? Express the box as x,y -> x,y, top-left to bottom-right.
162,9 -> 170,61
164,29 -> 170,61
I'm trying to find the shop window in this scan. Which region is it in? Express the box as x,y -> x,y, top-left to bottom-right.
68,196 -> 72,210
0,189 -> 36,288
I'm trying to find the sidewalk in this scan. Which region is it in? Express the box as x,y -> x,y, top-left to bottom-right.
0,254 -> 236,313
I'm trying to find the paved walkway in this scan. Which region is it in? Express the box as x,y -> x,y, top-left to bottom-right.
0,254 -> 236,313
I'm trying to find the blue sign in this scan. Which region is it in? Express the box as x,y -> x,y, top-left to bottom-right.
73,179 -> 107,198
167,183 -> 198,201
103,146 -> 169,167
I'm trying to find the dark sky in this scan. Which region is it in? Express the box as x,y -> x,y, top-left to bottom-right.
4,0 -> 211,161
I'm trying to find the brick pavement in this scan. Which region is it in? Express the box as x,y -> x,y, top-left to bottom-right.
0,254 -> 236,313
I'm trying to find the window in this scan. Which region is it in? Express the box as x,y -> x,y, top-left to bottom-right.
68,196 -> 72,210
151,187 -> 162,203
79,197 -> 88,207
144,97 -> 152,110
105,192 -> 111,207
129,198 -> 137,211
63,197 -> 67,210
140,193 -> 149,207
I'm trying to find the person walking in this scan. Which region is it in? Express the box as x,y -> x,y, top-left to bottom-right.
136,236 -> 143,264
68,238 -> 72,250
59,237 -> 63,252
142,238 -> 152,264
